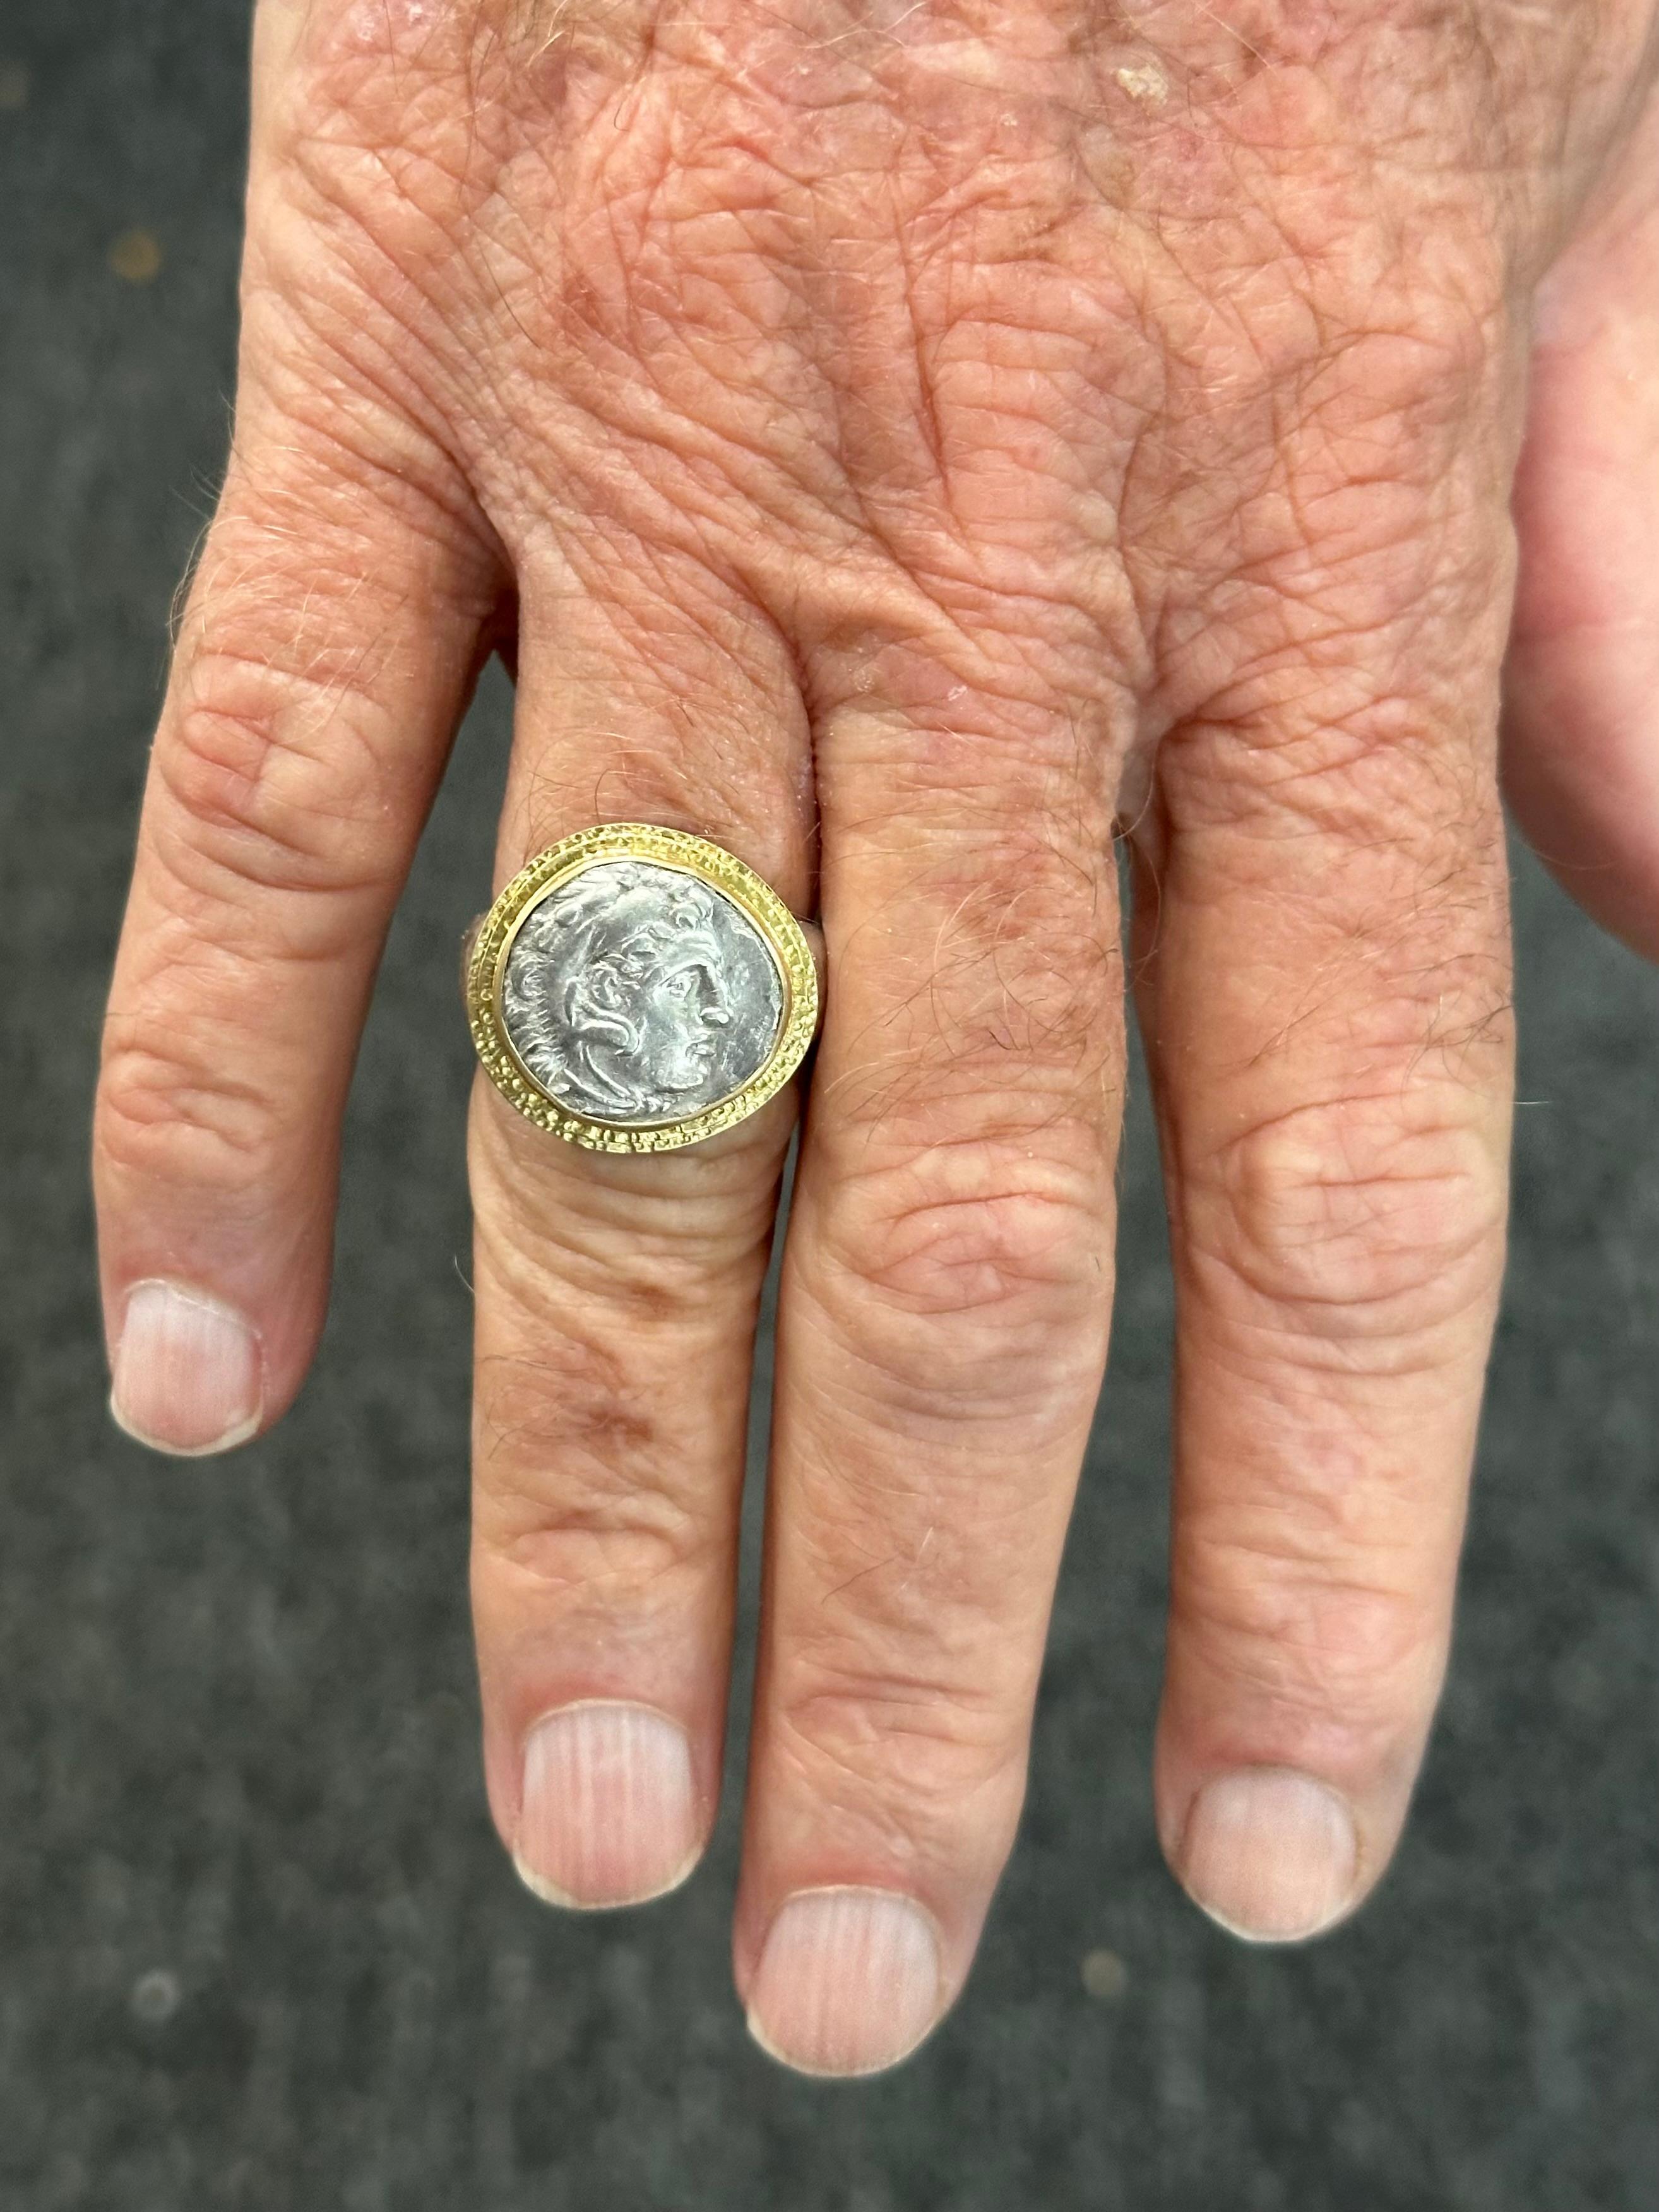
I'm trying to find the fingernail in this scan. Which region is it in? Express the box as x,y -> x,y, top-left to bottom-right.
514,1703 -> 701,1910
110,1280 -> 263,1457
1177,1768 -> 1360,1942
746,1888 -> 942,2078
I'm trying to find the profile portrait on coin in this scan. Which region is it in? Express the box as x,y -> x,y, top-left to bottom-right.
499,860 -> 785,1126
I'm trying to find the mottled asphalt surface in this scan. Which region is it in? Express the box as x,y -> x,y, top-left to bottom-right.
2,8 -> 1656,2208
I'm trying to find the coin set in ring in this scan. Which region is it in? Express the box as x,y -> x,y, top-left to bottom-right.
466,823 -> 819,1151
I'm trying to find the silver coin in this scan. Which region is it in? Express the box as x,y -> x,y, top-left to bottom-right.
500,859 -> 785,1126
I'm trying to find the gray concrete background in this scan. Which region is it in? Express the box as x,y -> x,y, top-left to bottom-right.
2,6 -> 1656,2206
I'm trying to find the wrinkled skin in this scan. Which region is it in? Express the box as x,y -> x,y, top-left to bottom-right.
95,0 -> 1659,2076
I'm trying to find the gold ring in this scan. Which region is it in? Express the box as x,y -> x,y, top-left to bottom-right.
465,823 -> 819,1151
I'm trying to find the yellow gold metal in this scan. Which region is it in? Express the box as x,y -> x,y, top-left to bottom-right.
466,823 -> 819,1152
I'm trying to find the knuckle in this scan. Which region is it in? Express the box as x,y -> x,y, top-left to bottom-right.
820,1130 -> 1107,1322
475,1345 -> 709,1597
776,1663 -> 1021,1835
155,651 -> 403,910
804,1129 -> 1112,1410
485,1493 -> 703,1605
97,1022 -> 289,1189
763,1491 -> 1042,1837
1175,1546 -> 1442,1748
1190,1088 -> 1506,1340
1167,679 -> 1506,847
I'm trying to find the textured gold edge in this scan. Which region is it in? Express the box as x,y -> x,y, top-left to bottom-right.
465,823 -> 819,1153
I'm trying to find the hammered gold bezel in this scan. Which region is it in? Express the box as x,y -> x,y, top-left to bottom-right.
466,823 -> 819,1152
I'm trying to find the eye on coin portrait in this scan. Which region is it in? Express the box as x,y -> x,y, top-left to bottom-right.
499,860 -> 786,1126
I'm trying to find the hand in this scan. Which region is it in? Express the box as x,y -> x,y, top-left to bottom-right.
93,0 -> 1659,2076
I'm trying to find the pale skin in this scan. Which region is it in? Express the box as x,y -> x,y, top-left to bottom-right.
93,0 -> 1659,2078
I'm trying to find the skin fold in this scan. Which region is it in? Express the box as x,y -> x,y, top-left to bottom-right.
93,0 -> 1659,2077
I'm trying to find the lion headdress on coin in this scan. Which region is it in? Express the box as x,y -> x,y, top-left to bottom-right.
501,863 -> 735,1121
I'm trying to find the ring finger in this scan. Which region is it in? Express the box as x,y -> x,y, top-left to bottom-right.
467,528 -> 815,1910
